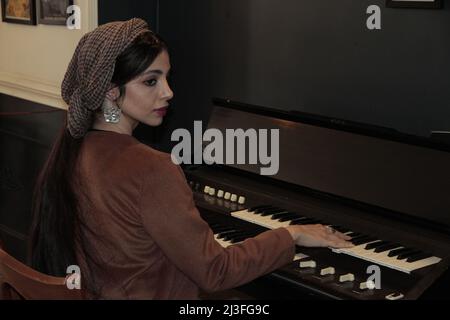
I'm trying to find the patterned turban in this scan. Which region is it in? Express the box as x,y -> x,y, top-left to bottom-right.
61,18 -> 150,138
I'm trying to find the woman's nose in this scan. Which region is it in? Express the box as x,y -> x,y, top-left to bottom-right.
162,79 -> 174,100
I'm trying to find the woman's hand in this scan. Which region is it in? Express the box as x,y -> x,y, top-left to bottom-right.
285,224 -> 354,248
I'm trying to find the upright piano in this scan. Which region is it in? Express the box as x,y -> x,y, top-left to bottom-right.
183,98 -> 450,300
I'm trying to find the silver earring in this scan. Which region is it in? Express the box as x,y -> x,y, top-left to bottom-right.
102,99 -> 121,124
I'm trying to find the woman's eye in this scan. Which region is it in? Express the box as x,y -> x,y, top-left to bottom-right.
144,79 -> 157,86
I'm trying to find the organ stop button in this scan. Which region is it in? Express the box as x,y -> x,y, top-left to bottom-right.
359,280 -> 376,290
385,292 -> 404,300
320,267 -> 335,276
339,273 -> 355,283
299,260 -> 316,268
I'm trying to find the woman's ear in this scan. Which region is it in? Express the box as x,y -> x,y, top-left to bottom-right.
105,87 -> 120,101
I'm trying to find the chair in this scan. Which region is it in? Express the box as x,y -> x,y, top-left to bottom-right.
0,248 -> 84,300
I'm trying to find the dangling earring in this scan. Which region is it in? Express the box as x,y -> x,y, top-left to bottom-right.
102,99 -> 121,124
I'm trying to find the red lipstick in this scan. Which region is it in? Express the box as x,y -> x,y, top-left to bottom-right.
154,106 -> 168,117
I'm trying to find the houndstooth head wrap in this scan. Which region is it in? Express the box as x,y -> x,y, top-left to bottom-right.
61,18 -> 149,138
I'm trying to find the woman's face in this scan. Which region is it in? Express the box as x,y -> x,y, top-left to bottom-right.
120,50 -> 173,127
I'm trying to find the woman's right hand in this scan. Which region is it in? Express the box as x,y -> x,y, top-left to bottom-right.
285,224 -> 354,248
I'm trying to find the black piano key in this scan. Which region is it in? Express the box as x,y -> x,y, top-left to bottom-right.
212,226 -> 236,233
365,241 -> 388,250
373,243 -> 401,253
222,230 -> 248,237
289,218 -> 310,225
209,222 -> 226,228
254,206 -> 277,214
406,252 -> 433,263
397,250 -> 422,260
209,222 -> 222,228
352,236 -> 377,246
271,212 -> 298,220
347,232 -> 362,238
249,205 -> 272,212
228,231 -> 260,243
388,247 -> 414,257
260,208 -> 286,216
223,232 -> 252,241
217,230 -> 240,239
230,235 -> 253,243
278,214 -> 305,222
292,218 -> 319,225
217,232 -> 237,240
350,234 -> 368,241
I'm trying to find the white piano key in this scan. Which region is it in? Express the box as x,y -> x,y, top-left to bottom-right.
332,245 -> 441,274
232,210 -> 292,229
232,209 -> 442,274
214,230 -> 309,262
214,235 -> 233,248
234,211 -> 262,225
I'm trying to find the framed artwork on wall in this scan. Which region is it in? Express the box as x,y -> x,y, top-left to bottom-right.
1,0 -> 37,25
386,0 -> 443,9
37,0 -> 73,25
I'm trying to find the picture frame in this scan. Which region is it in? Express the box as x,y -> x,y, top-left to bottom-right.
386,0 -> 443,9
37,0 -> 73,25
1,0 -> 37,25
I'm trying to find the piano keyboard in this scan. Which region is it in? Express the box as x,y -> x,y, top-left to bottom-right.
210,222 -> 308,261
231,206 -> 442,274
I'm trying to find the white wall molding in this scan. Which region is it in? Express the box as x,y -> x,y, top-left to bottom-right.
0,0 -> 98,109
0,71 -> 66,109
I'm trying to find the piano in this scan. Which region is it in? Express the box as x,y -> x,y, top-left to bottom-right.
183,98 -> 450,300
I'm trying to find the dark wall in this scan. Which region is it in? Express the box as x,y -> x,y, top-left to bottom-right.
157,0 -> 450,150
98,0 -> 158,30
0,94 -> 66,262
155,0 -> 215,152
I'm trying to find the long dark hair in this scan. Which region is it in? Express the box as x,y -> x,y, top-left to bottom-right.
29,31 -> 167,292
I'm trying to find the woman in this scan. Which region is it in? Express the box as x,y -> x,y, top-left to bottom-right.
30,18 -> 352,299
